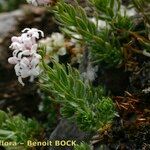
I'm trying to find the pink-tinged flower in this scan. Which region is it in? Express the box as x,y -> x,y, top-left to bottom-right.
9,33 -> 39,51
8,57 -> 18,65
13,54 -> 42,86
8,28 -> 44,86
22,28 -> 44,39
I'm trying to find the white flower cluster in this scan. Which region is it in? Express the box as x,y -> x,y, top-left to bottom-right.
40,32 -> 84,64
8,28 -> 44,86
39,32 -> 66,62
27,0 -> 53,6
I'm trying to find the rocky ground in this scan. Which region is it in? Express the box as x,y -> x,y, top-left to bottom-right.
0,1 -> 150,150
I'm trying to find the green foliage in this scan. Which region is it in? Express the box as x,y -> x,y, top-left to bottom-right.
132,0 -> 150,54
52,0 -> 137,67
40,61 -> 116,132
89,0 -> 121,19
0,0 -> 25,12
74,142 -> 91,150
0,110 -> 42,149
53,1 -> 98,39
132,0 -> 150,25
113,14 -> 134,30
